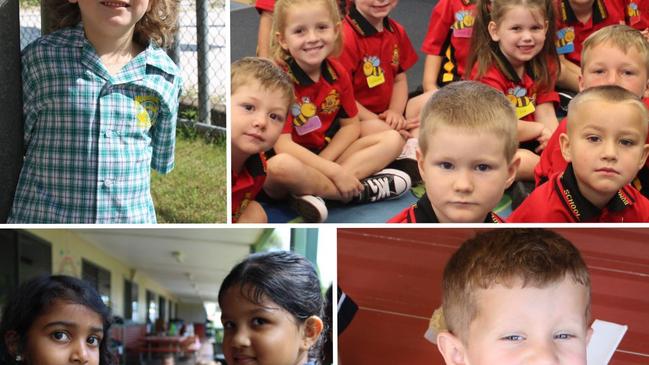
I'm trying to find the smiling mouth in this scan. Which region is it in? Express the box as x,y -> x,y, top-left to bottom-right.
101,1 -> 130,8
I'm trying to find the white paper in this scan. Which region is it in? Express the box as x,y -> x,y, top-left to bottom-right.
586,319 -> 628,365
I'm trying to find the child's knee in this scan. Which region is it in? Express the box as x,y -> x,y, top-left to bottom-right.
382,129 -> 405,149
267,153 -> 303,184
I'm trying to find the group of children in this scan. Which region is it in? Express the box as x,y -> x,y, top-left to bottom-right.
0,229 -> 597,365
0,251 -> 328,365
231,0 -> 649,223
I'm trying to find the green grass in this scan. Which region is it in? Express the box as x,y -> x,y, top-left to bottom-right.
151,133 -> 227,223
19,0 -> 40,8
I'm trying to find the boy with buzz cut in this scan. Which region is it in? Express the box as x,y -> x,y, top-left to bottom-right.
510,85 -> 649,222
388,81 -> 520,223
536,25 -> 649,194
437,229 -> 593,365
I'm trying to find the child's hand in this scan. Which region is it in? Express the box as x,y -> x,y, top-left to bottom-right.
379,109 -> 407,130
535,127 -> 552,153
397,117 -> 420,139
331,166 -> 363,202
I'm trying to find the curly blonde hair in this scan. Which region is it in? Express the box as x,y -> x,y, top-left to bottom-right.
44,0 -> 179,49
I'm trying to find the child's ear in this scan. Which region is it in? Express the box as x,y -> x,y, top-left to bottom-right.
644,78 -> 649,99
504,153 -> 521,189
586,326 -> 594,345
578,73 -> 585,92
437,331 -> 468,365
300,316 -> 324,351
276,31 -> 288,51
559,132 -> 572,163
638,142 -> 649,170
416,146 -> 426,181
487,21 -> 499,42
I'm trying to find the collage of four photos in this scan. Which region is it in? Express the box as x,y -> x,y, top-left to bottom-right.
1,0 -> 649,364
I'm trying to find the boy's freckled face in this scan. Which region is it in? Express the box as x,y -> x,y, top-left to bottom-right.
561,101 -> 649,207
354,0 -> 398,28
464,278 -> 590,365
231,81 -> 289,160
70,0 -> 150,34
580,43 -> 649,98
418,127 -> 516,223
24,300 -> 104,365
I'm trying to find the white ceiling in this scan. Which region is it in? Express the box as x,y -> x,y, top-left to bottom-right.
76,228 -> 266,303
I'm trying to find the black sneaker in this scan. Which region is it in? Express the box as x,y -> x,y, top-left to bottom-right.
355,168 -> 412,203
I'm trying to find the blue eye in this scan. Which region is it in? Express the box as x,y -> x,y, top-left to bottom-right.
554,333 -> 574,340
475,164 -> 492,172
438,162 -> 454,170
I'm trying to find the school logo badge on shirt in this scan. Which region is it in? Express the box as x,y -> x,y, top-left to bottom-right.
320,90 -> 341,115
555,27 -> 575,55
363,56 -> 385,88
134,95 -> 160,129
453,10 -> 474,38
507,86 -> 535,119
292,97 -> 322,135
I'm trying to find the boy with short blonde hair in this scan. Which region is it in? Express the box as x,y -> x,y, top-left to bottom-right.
510,85 -> 649,222
388,81 -> 520,223
535,25 -> 649,190
437,229 -> 592,365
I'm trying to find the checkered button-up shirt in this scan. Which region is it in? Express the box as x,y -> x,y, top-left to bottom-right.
9,25 -> 181,223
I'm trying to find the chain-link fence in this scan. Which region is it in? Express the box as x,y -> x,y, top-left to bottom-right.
18,0 -> 226,127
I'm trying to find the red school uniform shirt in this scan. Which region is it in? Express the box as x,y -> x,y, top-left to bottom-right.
232,153 -> 267,223
387,194 -> 503,223
421,0 -> 476,85
338,5 -> 418,114
470,50 -> 559,121
625,0 -> 649,30
509,163 -> 649,222
282,58 -> 359,152
535,98 -> 649,192
554,0 -> 626,66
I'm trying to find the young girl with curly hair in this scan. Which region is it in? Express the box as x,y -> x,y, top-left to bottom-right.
9,0 -> 182,223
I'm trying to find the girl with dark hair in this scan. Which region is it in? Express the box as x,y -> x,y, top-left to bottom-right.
0,275 -> 113,365
218,251 -> 326,365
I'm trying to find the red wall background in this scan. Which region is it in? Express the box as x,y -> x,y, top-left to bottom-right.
337,228 -> 649,365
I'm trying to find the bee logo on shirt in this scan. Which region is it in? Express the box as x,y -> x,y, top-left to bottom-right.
134,95 -> 160,129
320,90 -> 340,115
363,56 -> 383,77
453,10 -> 474,30
507,86 -> 536,119
555,27 -> 575,54
363,56 -> 386,88
292,97 -> 317,126
627,2 -> 639,17
453,10 -> 474,38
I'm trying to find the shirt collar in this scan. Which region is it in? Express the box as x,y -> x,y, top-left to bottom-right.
491,42 -> 535,83
55,23 -> 178,77
413,195 -> 501,223
346,4 -> 394,37
286,57 -> 337,86
556,163 -> 634,221
559,0 -> 608,24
